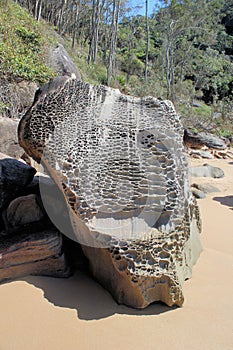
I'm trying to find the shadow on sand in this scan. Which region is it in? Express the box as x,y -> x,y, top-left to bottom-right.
213,195 -> 233,209
22,271 -> 177,320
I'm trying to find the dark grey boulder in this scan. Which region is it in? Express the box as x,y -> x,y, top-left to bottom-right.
0,158 -> 36,209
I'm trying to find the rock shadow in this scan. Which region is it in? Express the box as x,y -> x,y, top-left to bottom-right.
213,195 -> 233,210
22,271 -> 177,320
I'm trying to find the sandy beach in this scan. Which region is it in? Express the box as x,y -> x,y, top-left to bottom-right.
0,158 -> 232,350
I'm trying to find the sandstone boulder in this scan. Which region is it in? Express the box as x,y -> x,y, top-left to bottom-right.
5,194 -> 44,229
0,229 -> 70,283
18,76 -> 202,308
190,164 -> 225,178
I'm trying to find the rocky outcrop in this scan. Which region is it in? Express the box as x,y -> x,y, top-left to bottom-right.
18,76 -> 202,308
0,153 -> 85,283
184,129 -> 227,150
0,229 -> 70,283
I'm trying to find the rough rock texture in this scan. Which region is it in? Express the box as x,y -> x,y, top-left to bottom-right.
48,44 -> 81,80
0,154 -> 87,283
0,158 -> 36,209
5,194 -> 44,228
0,118 -> 23,158
190,164 -> 225,178
0,79 -> 38,118
16,81 -> 38,111
184,129 -> 227,150
18,76 -> 202,308
0,229 -> 70,283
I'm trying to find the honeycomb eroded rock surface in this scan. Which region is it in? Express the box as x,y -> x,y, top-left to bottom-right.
18,76 -> 202,308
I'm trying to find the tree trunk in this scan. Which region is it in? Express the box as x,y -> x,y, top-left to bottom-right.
58,0 -> 67,35
107,0 -> 120,86
72,2 -> 79,49
144,0 -> 149,81
37,0 -> 42,21
88,0 -> 102,64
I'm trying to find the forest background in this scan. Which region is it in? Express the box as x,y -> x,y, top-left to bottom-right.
0,0 -> 232,136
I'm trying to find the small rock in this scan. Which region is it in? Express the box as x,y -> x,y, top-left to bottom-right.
190,164 -> 225,178
191,188 -> 206,199
6,194 -> 44,228
190,150 -> 214,159
192,183 -> 220,193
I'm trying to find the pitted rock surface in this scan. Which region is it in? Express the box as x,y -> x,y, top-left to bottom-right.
18,77 -> 202,308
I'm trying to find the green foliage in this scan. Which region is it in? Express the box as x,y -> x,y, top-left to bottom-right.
116,74 -> 126,87
0,1 -> 54,83
1,0 -> 232,134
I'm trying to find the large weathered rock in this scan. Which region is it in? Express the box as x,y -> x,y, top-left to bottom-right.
0,158 -> 36,209
0,229 -> 70,283
18,77 -> 202,308
48,44 -> 81,80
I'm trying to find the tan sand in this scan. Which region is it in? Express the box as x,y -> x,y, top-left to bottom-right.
0,158 -> 232,350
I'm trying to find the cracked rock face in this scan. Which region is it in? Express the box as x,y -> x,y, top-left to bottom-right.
18,77 -> 202,308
